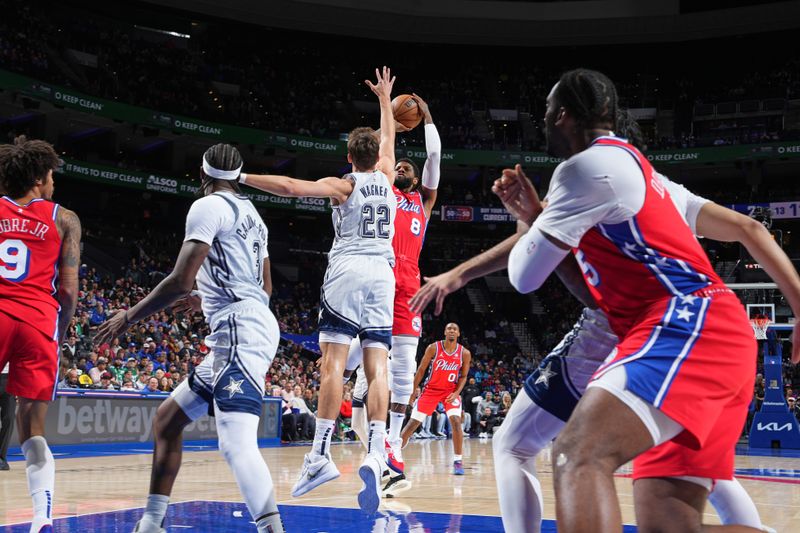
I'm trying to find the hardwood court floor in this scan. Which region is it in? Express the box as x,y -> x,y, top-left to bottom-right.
1,438 -> 799,530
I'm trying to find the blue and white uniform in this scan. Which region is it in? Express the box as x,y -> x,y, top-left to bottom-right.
319,170 -> 397,348
172,191 -> 279,418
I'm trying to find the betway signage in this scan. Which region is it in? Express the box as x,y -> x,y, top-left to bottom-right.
4,69 -> 800,168
10,393 -> 281,446
60,159 -> 331,213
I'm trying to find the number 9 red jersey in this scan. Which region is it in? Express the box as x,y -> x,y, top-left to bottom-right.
0,196 -> 63,340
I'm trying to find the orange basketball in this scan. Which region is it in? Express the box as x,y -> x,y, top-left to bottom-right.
392,94 -> 423,130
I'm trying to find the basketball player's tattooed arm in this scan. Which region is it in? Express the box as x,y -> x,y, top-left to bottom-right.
365,66 -> 396,184
414,93 -> 440,218
446,348 -> 471,404
696,202 -> 800,362
411,343 -> 437,402
55,208 -> 82,343
95,241 -> 210,345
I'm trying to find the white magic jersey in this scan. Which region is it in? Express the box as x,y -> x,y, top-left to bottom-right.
327,170 -> 397,265
184,191 -> 270,322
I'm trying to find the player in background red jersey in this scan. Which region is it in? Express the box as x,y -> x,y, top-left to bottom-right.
0,137 -> 81,533
398,323 -> 471,477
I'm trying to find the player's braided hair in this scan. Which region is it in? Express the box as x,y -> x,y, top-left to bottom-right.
615,108 -> 645,151
201,143 -> 243,194
0,136 -> 61,198
554,69 -> 618,130
396,158 -> 421,191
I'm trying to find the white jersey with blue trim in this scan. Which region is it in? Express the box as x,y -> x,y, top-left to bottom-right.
184,191 -> 270,322
327,170 -> 397,265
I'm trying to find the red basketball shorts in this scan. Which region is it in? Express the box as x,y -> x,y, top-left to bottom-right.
393,261 -> 422,337
414,387 -> 462,417
593,289 -> 755,480
0,310 -> 60,401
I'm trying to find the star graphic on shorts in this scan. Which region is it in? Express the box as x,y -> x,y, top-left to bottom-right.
655,256 -> 669,266
680,294 -> 698,305
623,242 -> 638,253
676,306 -> 695,322
223,377 -> 244,398
535,362 -> 557,388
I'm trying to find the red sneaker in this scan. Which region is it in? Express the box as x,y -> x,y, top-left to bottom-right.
385,439 -> 404,475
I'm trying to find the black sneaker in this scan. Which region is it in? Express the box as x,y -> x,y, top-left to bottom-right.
0,459 -> 9,471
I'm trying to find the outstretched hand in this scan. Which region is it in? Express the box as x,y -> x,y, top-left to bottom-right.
491,164 -> 543,225
409,270 -> 466,316
94,310 -> 130,346
411,93 -> 430,121
365,66 -> 396,101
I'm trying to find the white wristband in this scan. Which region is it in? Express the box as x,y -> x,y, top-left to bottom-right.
239,173 -> 248,184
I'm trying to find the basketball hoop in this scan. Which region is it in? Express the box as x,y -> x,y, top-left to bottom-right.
751,316 -> 771,340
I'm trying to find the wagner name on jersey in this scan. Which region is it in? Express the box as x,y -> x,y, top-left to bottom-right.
184,191 -> 270,322
328,171 -> 397,266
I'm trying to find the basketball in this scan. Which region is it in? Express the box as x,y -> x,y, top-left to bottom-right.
392,94 -> 423,130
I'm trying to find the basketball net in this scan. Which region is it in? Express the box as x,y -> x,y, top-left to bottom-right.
751,316 -> 771,340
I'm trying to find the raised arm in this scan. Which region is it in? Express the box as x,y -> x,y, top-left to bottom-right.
55,208 -> 82,343
695,202 -> 800,362
241,174 -> 353,203
413,93 -> 441,218
365,66 -> 396,184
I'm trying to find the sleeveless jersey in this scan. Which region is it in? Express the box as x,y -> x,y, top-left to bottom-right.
328,171 -> 397,265
425,341 -> 464,391
187,192 -> 271,322
0,196 -> 62,340
392,186 -> 426,267
574,138 -> 723,337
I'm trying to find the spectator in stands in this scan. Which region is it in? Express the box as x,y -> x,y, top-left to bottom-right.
477,407 -> 498,438
58,369 -> 80,389
144,377 -> 160,394
339,391 -> 353,441
461,377 -> 481,436
97,372 -> 117,390
135,372 -> 151,391
303,388 -> 318,413
90,303 -> 107,329
290,385 -> 315,440
89,357 -> 108,384
120,380 -> 137,392
789,397 -> 800,422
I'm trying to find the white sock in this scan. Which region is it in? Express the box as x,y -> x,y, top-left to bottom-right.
141,494 -> 169,527
256,511 -> 285,533
312,418 -> 336,457
388,411 -> 405,444
216,410 -> 280,523
708,478 -> 763,528
368,421 -> 387,457
351,407 -> 369,451
453,455 -> 462,462
21,436 -> 54,528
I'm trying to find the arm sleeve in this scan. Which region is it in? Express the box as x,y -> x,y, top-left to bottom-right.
658,173 -> 710,235
507,226 -> 569,293
422,123 -> 442,190
535,149 -> 645,247
263,225 -> 270,259
184,196 -> 235,245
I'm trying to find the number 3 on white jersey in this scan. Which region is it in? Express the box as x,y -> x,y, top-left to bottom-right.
574,249 -> 600,287
0,239 -> 31,281
410,218 -> 421,236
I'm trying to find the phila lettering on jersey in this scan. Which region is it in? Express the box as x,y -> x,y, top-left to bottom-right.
184,191 -> 270,323
328,171 -> 397,266
425,342 -> 464,391
392,186 -> 427,265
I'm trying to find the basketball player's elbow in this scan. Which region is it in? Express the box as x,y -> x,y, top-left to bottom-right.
508,262 -> 541,294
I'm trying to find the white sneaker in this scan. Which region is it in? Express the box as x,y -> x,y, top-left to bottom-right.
358,454 -> 384,513
382,472 -> 413,498
292,452 -> 340,497
133,520 -> 165,533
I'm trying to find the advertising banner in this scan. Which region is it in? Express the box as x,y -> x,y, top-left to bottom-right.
9,392 -> 281,446
4,69 -> 800,168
